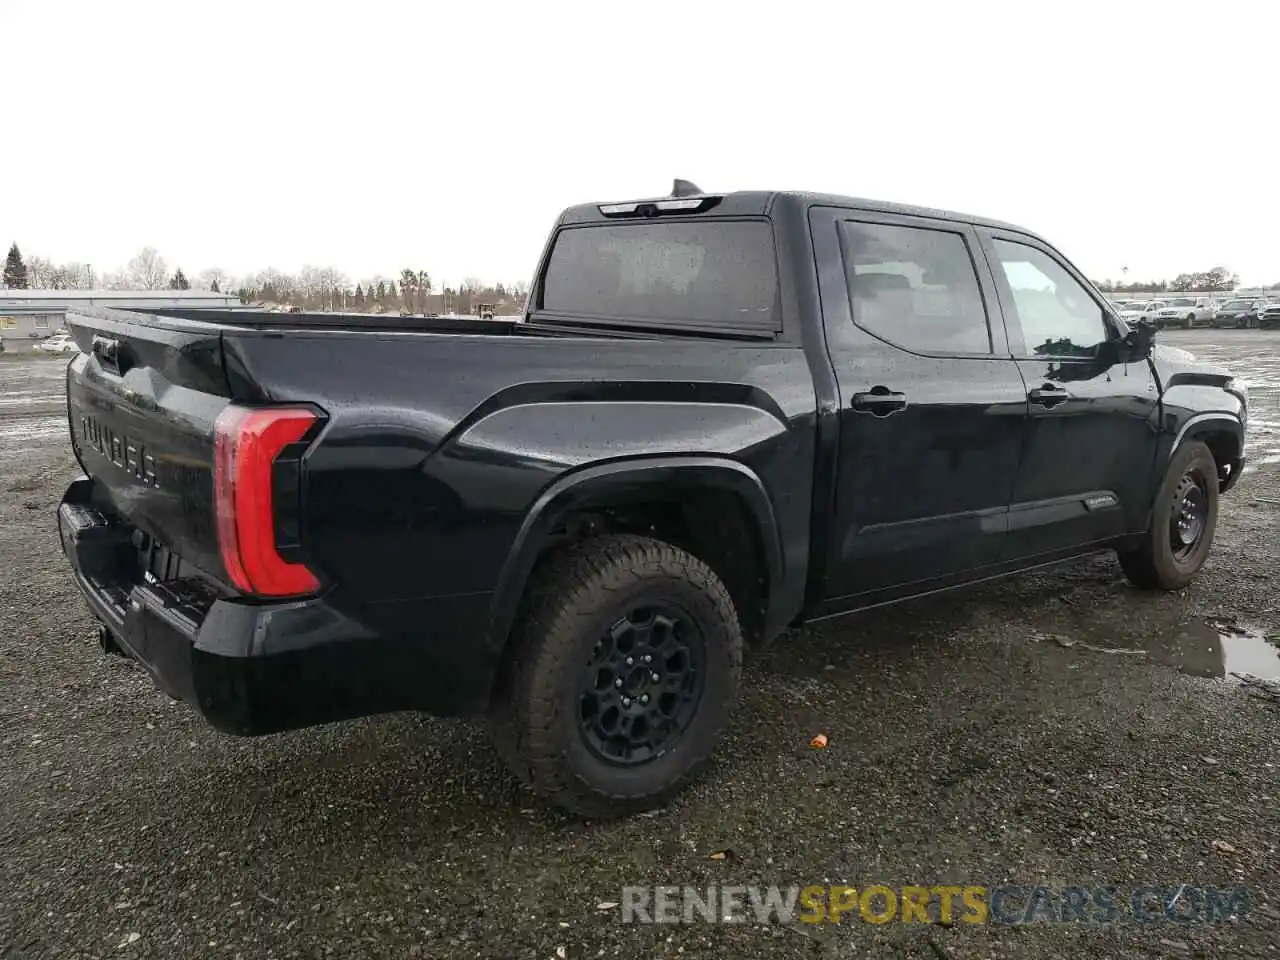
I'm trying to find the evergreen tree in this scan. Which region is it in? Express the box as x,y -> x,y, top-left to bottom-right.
211,278 -> 221,293
3,243 -> 29,288
353,283 -> 365,308
375,280 -> 386,301
170,268 -> 190,290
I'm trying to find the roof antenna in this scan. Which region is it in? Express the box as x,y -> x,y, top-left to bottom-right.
671,179 -> 703,198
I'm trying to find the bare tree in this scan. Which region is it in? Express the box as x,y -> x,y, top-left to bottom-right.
297,266 -> 322,307
26,257 -> 97,289
124,247 -> 169,289
63,262 -> 96,289
26,256 -> 53,287
251,268 -> 297,304
321,267 -> 350,311
298,266 -> 349,310
399,269 -> 418,314
197,267 -> 232,293
414,270 -> 432,313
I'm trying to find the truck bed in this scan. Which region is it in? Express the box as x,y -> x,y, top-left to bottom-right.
131,307 -> 533,335
62,303 -> 816,603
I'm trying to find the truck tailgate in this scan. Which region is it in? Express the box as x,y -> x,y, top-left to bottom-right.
65,309 -> 233,582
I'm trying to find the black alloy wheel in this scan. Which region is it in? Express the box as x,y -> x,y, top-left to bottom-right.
578,604 -> 706,766
489,534 -> 742,817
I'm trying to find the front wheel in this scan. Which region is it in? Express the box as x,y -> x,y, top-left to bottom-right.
490,534 -> 743,817
1117,440 -> 1219,590
1185,314 -> 1195,329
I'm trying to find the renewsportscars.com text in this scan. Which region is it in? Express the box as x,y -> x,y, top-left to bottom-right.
619,884 -> 1250,925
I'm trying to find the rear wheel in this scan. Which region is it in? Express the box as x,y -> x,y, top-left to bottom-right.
1117,440 -> 1218,590
1184,314 -> 1195,329
490,534 -> 742,817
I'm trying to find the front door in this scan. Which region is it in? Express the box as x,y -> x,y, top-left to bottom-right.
810,209 -> 1029,605
980,231 -> 1161,560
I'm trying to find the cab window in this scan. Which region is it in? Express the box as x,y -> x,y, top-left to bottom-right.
839,220 -> 992,355
992,239 -> 1109,358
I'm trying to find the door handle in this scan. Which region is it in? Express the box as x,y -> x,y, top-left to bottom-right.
1028,384 -> 1069,408
851,386 -> 907,416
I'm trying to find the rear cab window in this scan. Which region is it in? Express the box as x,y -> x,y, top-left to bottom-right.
534,220 -> 780,337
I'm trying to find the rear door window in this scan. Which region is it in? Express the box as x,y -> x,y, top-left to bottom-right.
838,220 -> 993,355
538,220 -> 780,336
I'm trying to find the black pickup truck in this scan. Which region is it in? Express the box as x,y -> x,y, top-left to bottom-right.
57,184 -> 1248,816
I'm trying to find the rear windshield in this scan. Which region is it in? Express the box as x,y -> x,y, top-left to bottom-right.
538,220 -> 780,336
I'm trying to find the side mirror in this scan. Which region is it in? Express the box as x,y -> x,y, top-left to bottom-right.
1121,318 -> 1157,361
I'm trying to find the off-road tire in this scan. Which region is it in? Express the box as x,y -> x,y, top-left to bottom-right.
490,534 -> 742,818
1117,440 -> 1218,590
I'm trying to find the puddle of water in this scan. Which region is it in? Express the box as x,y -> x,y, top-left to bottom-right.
1138,619 -> 1279,682
1043,617 -> 1280,682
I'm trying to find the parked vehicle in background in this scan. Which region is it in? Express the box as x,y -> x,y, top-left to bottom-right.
1212,298 -> 1264,328
33,331 -> 78,354
1155,297 -> 1216,329
1119,300 -> 1165,325
56,184 -> 1248,817
1258,302 -> 1280,329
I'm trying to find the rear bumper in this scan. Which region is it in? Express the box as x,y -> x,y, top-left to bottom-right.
58,477 -> 497,734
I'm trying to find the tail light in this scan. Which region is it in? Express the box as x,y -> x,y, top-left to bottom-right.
214,405 -> 320,597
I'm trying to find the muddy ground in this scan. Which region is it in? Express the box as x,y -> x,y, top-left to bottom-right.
1,331 -> 1278,960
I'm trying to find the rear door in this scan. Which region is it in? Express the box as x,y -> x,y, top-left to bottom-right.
810,208 -> 1029,604
978,231 -> 1161,559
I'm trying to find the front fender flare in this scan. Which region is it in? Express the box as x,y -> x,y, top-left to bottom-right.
1169,413 -> 1245,461
487,456 -> 786,656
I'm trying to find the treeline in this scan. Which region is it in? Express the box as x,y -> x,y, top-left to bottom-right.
236,267 -> 529,315
11,243 -> 1280,307
1093,266 -> 1279,294
1,244 -> 530,316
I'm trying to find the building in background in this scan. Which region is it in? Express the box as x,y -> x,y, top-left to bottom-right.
0,289 -> 239,352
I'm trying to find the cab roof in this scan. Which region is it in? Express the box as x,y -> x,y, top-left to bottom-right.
557,188 -> 1038,240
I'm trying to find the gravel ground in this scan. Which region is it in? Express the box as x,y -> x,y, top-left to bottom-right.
1,332 -> 1279,960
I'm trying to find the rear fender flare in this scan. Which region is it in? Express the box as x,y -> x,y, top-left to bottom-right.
488,456 -> 785,655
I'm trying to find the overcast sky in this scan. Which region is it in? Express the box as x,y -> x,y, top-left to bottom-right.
4,0 -> 1276,288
